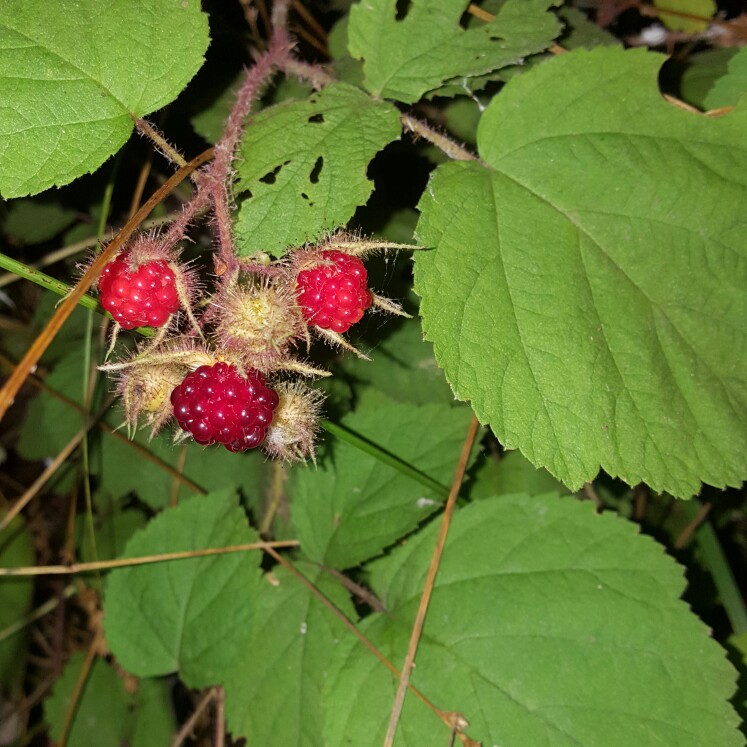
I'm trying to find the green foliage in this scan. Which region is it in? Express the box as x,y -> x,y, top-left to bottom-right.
0,0 -> 208,198
0,516 -> 34,693
705,46 -> 747,110
324,494 -> 742,746
348,0 -> 562,103
234,83 -> 401,256
104,489 -> 262,685
2,198 -> 77,245
653,0 -> 716,32
470,450 -> 568,499
291,391 -> 473,568
224,563 -> 356,745
340,317 -> 456,406
415,47 -> 747,497
679,48 -> 738,109
45,653 -> 175,747
3,3 -> 746,745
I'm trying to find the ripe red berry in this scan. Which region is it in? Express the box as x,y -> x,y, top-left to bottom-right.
295,250 -> 372,333
99,254 -> 179,329
170,362 -> 278,452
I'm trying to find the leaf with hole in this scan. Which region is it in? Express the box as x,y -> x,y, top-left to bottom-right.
704,46 -> 747,110
347,0 -> 562,103
414,47 -> 747,497
104,489 -> 262,685
233,83 -> 401,257
323,495 -> 742,746
0,0 -> 208,198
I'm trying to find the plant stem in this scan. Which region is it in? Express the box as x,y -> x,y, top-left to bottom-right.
320,419 -> 450,498
681,499 -> 747,635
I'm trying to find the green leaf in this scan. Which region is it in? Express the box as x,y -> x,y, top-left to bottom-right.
233,83 -> 401,257
680,48 -> 737,109
0,0 -> 209,198
291,390 -> 474,568
0,515 -> 34,693
2,198 -> 77,245
705,47 -> 747,110
46,654 -> 132,747
339,318 -> 456,406
45,654 -> 175,747
99,428 -> 267,509
104,489 -> 262,685
653,0 -> 716,32
347,0 -> 562,103
16,351 -> 84,461
324,495 -> 742,746
470,450 -> 568,499
224,563 -> 356,746
130,678 -> 177,747
414,47 -> 747,497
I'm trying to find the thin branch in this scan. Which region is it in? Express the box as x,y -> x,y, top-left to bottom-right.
0,428 -> 85,533
0,584 -> 77,644
0,354 -> 204,494
0,147 -> 214,422
214,686 -> 225,747
170,688 -> 217,747
134,118 -> 187,168
674,500 -> 712,549
401,115 -> 476,162
383,416 -> 480,747
0,211 -> 196,290
0,540 -> 299,576
281,57 -> 336,88
58,631 -> 103,747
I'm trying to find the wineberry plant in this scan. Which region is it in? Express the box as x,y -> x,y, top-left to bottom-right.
0,0 -> 745,745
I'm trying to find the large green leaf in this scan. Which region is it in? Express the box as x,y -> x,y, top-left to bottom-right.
0,0 -> 208,198
347,0 -> 561,103
291,391 -> 474,568
104,489 -> 262,686
414,47 -> 747,497
323,495 -> 741,746
0,515 -> 34,693
233,83 -> 401,257
224,563 -> 355,746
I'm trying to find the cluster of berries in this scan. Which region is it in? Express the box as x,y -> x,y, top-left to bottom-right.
97,232 -> 410,461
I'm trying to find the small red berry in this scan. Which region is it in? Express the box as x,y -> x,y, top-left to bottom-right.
99,254 -> 179,329
170,362 -> 278,452
295,250 -> 372,334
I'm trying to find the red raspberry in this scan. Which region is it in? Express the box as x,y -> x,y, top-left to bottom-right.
170,362 -> 278,453
295,250 -> 372,334
98,254 -> 179,329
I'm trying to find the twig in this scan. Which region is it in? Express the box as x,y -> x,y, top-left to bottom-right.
319,565 -> 386,613
383,416 -> 480,747
58,631 -> 103,747
0,584 -> 77,644
0,211 -> 195,290
134,118 -> 187,168
214,686 -> 225,747
170,688 -> 217,747
0,428 -> 86,533
401,115 -> 477,162
282,57 -> 336,89
674,500 -> 712,549
0,540 -> 299,576
259,460 -> 287,535
0,147 -> 214,422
